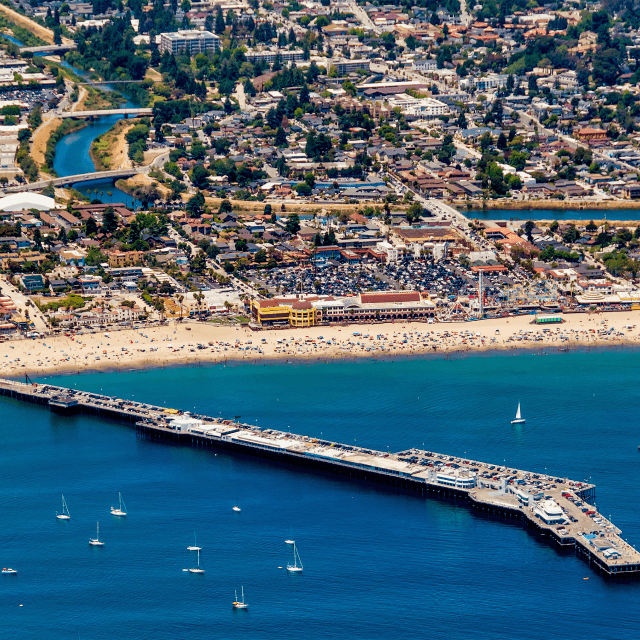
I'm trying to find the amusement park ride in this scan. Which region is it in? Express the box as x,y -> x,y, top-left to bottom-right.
436,273 -> 563,321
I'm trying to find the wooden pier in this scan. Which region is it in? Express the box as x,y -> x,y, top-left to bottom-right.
0,377 -> 637,578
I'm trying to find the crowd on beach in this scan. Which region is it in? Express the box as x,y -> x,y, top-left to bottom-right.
1,311 -> 640,378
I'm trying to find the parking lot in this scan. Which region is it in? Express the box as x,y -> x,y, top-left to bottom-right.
248,258 -> 510,300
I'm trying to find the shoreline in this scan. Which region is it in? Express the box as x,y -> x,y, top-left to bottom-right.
5,310 -> 640,380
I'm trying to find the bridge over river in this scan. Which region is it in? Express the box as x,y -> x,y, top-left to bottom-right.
58,108 -> 153,119
6,168 -> 145,191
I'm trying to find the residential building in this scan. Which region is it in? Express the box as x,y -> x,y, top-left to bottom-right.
412,59 -> 437,71
159,30 -> 220,55
332,58 -> 371,75
245,48 -> 305,65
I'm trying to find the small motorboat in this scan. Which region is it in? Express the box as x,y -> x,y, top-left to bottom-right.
2,568 -> 17,574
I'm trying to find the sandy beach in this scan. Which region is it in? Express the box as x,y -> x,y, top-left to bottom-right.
1,310 -> 640,379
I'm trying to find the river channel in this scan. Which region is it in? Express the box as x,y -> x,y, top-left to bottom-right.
53,62 -> 142,207
2,33 -> 141,207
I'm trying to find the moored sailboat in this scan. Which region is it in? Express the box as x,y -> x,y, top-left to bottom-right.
511,403 -> 525,425
233,586 -> 248,609
89,522 -> 104,546
56,495 -> 70,520
110,493 -> 127,517
287,542 -> 303,572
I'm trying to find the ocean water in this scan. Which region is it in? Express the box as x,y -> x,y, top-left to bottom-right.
2,350 -> 640,639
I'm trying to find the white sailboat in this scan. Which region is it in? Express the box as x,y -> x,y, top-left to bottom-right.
233,586 -> 248,609
56,495 -> 70,520
189,549 -> 205,573
89,522 -> 104,546
511,403 -> 526,425
287,542 -> 303,572
232,497 -> 241,512
187,531 -> 201,551
110,492 -> 127,517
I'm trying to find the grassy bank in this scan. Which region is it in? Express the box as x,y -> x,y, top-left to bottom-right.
80,87 -> 125,111
90,119 -> 138,171
42,119 -> 88,176
0,2 -> 54,44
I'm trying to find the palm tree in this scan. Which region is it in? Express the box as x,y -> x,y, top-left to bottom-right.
177,294 -> 184,319
107,191 -> 113,202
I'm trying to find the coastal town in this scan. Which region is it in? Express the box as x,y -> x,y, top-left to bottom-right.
0,0 -> 636,340
0,0 -> 638,340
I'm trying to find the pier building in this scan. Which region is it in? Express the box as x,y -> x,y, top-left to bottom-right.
0,377 -> 638,578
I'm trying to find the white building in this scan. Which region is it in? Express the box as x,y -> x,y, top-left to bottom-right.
169,413 -> 203,432
376,241 -> 400,263
461,74 -> 509,91
534,499 -> 565,524
385,95 -> 449,117
159,30 -> 220,55
332,58 -> 371,75
246,48 -> 305,64
412,59 -> 437,71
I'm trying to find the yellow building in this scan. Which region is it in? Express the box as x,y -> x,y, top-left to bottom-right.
250,299 -> 317,327
108,250 -> 145,267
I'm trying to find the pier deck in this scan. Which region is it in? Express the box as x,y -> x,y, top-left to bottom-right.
1,378 -> 637,577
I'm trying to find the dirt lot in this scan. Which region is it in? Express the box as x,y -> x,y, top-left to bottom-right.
31,117 -> 61,168
0,4 -> 60,44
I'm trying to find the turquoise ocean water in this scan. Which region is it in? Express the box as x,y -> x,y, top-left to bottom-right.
1,350 -> 640,639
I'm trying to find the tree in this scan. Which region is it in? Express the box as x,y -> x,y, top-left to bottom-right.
190,251 -> 206,273
85,217 -> 98,235
254,248 -> 267,263
295,182 -> 312,196
190,164 -> 210,190
103,206 -> 118,233
186,191 -> 205,216
524,220 -> 535,243
562,225 -> 580,244
406,202 -> 424,224
497,132 -> 507,150
264,204 -> 272,217
275,126 -> 288,147
215,6 -> 225,34
218,199 -> 232,214
586,220 -> 598,233
616,228 -> 632,245
549,221 -> 559,233
299,83 -> 310,105
285,213 -> 301,234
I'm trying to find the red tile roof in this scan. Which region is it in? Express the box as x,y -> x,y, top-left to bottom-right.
360,292 -> 421,304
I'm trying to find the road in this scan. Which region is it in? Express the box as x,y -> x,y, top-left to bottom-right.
233,82 -> 247,110
347,0 -> 380,33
